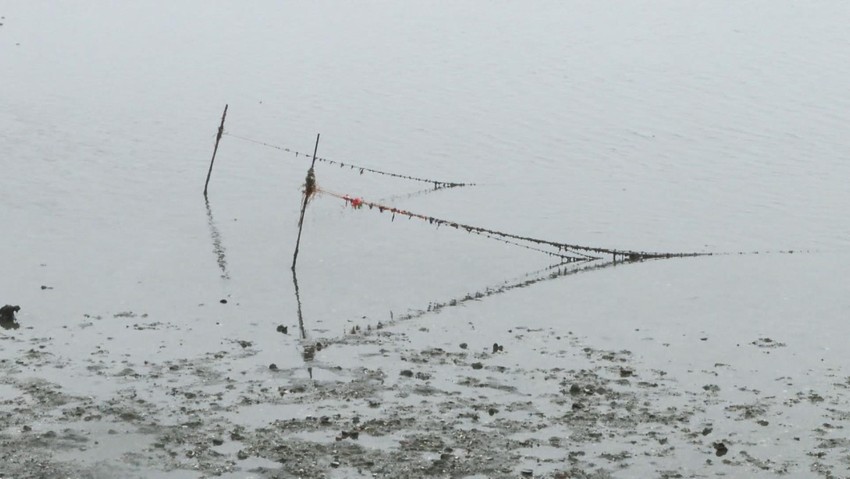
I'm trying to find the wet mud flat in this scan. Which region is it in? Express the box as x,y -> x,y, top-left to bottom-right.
2,309 -> 849,479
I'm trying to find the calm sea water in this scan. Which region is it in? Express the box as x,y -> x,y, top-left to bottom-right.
2,0 -> 850,408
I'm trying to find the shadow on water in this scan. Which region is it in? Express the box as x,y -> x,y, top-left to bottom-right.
402,258 -> 623,323
0,319 -> 19,330
323,257 -> 653,347
291,268 -> 313,379
204,197 -> 230,280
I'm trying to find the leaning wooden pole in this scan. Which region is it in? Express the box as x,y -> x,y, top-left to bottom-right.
203,104 -> 229,197
291,133 -> 321,271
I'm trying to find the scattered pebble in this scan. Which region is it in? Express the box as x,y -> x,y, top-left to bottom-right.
713,441 -> 728,457
471,362 -> 484,370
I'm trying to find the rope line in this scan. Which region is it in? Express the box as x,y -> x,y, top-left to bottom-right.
374,185 -> 453,204
476,231 -> 594,261
317,188 -> 712,261
223,132 -> 474,189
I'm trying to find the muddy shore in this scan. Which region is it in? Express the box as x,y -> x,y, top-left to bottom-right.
2,304 -> 848,479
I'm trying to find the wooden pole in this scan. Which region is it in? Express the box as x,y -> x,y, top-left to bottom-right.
291,133 -> 320,271
203,104 -> 228,197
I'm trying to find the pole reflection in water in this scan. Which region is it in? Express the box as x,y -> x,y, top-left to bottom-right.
291,268 -> 313,379
204,197 -> 230,280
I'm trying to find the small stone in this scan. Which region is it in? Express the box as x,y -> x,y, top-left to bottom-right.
757,420 -> 769,426
488,408 -> 498,416
220,299 -> 228,304
236,450 -> 249,460
459,343 -> 468,349
212,438 -> 224,446
268,363 -> 278,371
471,362 -> 483,370
569,384 -> 582,395
713,441 -> 728,457
521,469 -> 533,477
702,427 -> 713,436
348,431 -> 359,440
619,368 -> 633,378
0,305 -> 20,322
276,325 -> 288,334
331,460 -> 341,468
400,369 -> 414,378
